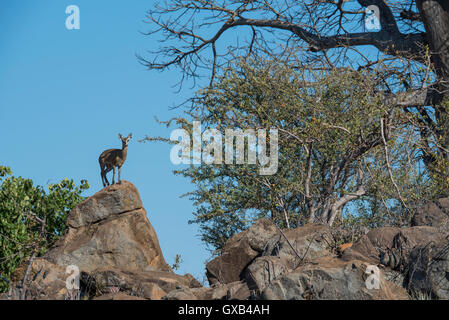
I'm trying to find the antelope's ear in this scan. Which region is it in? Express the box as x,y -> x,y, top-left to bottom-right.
128,133 -> 132,139
118,133 -> 123,139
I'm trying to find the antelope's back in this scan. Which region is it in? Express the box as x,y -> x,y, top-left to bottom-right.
99,148 -> 120,163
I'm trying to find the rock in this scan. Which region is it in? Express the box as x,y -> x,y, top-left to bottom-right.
68,181 -> 143,228
4,258 -> 97,300
411,198 -> 449,229
382,269 -> 406,289
206,219 -> 277,285
341,227 -> 400,264
183,273 -> 202,288
243,256 -> 287,293
391,226 -> 448,267
341,226 -> 447,269
43,181 -> 171,273
406,239 -> 449,299
90,267 -> 194,299
4,181 -> 198,300
17,259 -> 70,300
205,234 -> 257,286
141,283 -> 167,300
163,281 -> 250,300
262,224 -> 333,269
8,181 -> 449,301
8,253 -> 193,300
244,219 -> 279,252
261,257 -> 409,300
94,293 -> 146,300
163,288 -> 199,300
225,281 -> 251,300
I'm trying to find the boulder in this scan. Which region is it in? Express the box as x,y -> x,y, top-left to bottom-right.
7,181 -> 449,301
90,267 -> 194,299
262,224 -> 333,269
68,181 -> 143,228
392,226 -> 448,266
411,198 -> 449,229
406,239 -> 449,299
94,293 -> 146,300
163,281 -> 250,300
183,273 -> 203,288
206,219 -> 277,285
43,181 -> 171,273
261,257 -> 409,300
163,287 -> 200,300
243,256 -> 287,293
12,259 -> 70,300
11,255 -> 198,300
4,181 -> 199,300
341,227 -> 400,264
341,226 -> 447,269
225,281 -> 251,300
382,268 -> 406,289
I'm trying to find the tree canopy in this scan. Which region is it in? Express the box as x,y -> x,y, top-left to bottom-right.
156,59 -> 432,252
142,0 -> 449,252
142,0 -> 449,172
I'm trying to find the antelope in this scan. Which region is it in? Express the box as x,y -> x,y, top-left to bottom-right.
99,133 -> 132,187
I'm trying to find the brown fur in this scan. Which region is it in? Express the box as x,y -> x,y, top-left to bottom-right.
99,133 -> 132,187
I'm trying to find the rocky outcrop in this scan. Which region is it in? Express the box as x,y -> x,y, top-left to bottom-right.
89,267 -> 198,299
412,197 -> 449,229
3,181 -> 198,300
407,239 -> 449,299
199,204 -> 449,300
202,221 -> 408,300
243,256 -> 286,293
340,226 -> 447,269
205,221 -> 332,286
261,257 -> 409,300
205,219 -> 278,285
164,280 -> 251,300
261,224 -> 333,268
340,227 -> 400,265
43,181 -> 170,273
4,181 -> 449,300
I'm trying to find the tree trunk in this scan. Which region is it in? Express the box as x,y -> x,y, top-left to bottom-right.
417,0 -> 449,162
417,1 -> 449,85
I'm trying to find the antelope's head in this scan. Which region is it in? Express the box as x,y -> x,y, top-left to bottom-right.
118,133 -> 132,148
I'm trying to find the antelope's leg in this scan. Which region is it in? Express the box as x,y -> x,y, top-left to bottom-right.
100,165 -> 105,187
104,167 -> 111,186
118,166 -> 122,184
100,165 -> 107,187
101,170 -> 105,187
112,166 -> 116,184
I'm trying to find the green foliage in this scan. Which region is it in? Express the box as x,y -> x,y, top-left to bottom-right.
170,254 -> 183,271
166,58 -> 418,253
147,57 -> 438,254
0,166 -> 89,292
424,98 -> 449,197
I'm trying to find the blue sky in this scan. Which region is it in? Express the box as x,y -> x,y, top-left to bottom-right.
0,1 -> 212,281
